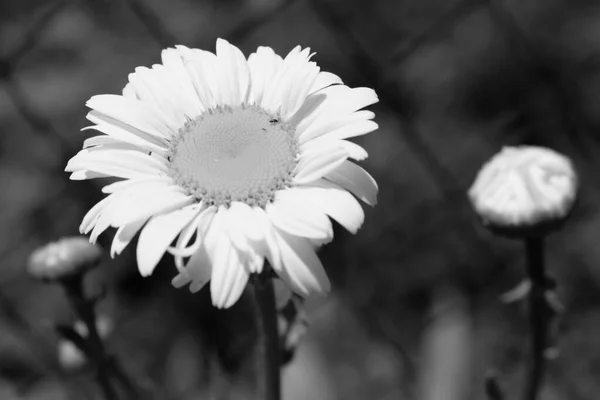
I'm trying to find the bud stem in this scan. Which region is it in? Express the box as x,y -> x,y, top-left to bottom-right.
523,237 -> 551,400
252,271 -> 281,400
62,275 -> 117,400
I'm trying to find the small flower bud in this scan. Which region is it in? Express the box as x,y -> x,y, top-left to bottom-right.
27,237 -> 103,282
468,146 -> 577,238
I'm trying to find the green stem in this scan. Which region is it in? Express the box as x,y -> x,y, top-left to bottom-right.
523,237 -> 550,400
253,273 -> 281,400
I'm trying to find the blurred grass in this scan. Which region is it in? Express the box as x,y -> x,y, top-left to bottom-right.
2,0 -> 600,399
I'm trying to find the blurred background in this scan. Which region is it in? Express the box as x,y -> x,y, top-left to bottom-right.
2,0 -> 600,398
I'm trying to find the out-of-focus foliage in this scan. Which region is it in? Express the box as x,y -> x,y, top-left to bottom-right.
2,0 -> 600,399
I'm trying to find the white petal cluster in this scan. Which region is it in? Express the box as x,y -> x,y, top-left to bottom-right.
66,39 -> 379,308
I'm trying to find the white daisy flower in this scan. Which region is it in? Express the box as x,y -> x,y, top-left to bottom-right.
66,39 -> 379,308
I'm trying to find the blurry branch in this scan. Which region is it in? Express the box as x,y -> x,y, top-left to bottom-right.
0,1 -> 70,68
391,0 -> 488,64
125,0 -> 296,49
217,0 -> 296,45
0,0 -> 74,150
0,1 -> 80,153
307,0 -> 481,199
0,1 -> 103,220
487,0 -> 593,158
0,76 -> 101,235
2,78 -> 73,150
124,0 -> 178,47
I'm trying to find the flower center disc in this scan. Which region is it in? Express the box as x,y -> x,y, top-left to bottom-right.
168,106 -> 298,207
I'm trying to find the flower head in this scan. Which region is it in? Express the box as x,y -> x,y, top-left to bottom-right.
27,237 -> 102,282
468,146 -> 577,238
66,39 -> 379,308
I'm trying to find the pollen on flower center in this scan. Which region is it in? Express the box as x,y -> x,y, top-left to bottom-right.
167,105 -> 298,207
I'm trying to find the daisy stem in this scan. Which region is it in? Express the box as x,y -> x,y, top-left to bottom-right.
253,272 -> 281,400
523,237 -> 550,400
62,275 -> 117,400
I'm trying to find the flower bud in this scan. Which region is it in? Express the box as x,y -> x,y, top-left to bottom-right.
468,146 -> 577,238
27,237 -> 103,282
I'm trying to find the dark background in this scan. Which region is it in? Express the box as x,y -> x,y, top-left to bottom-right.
2,0 -> 600,399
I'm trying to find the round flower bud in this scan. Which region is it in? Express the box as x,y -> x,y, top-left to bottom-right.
27,237 -> 103,282
468,146 -> 577,238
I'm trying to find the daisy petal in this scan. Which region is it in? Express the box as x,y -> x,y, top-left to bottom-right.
90,212 -> 112,244
66,148 -> 168,179
310,71 -> 343,94
210,237 -> 250,309
80,196 -> 112,234
83,135 -> 129,149
294,180 -> 365,234
293,86 -> 378,137
111,219 -> 146,257
293,142 -> 348,184
207,208 -> 250,308
136,205 -> 201,277
92,181 -> 178,233
247,46 -> 283,105
101,176 -> 173,194
318,119 -> 378,142
83,113 -> 168,152
113,188 -> 194,226
261,47 -> 319,119
228,202 -> 265,243
325,160 -> 378,206
254,207 -> 281,270
273,229 -> 330,296
160,48 -> 205,114
87,95 -> 176,139
185,245 -> 213,293
70,170 -> 111,180
216,38 -> 250,107
169,205 -> 214,260
340,140 -> 368,161
266,189 -> 332,240
177,45 -> 220,109
298,110 -> 377,144
171,207 -> 217,293
122,83 -> 138,99
171,272 -> 191,288
127,66 -> 187,127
